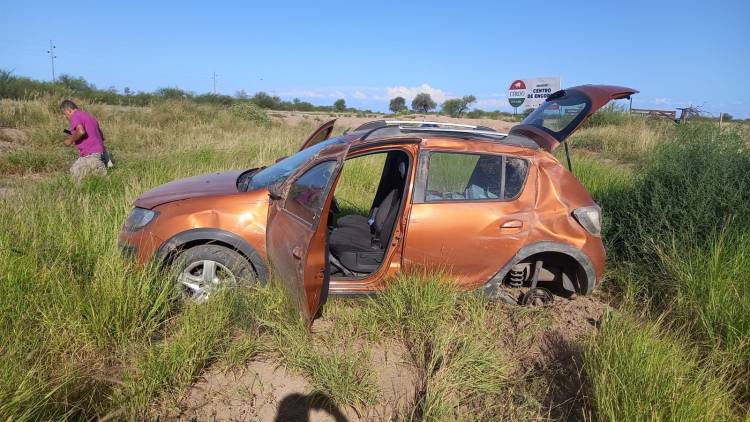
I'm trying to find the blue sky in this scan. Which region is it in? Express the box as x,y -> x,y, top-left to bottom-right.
2,0 -> 749,117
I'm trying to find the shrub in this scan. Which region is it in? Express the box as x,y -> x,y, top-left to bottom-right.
605,122 -> 750,257
229,102 -> 271,126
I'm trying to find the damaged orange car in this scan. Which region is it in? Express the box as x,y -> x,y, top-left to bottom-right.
118,85 -> 637,323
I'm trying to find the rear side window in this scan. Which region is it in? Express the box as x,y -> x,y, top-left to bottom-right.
285,160 -> 338,224
425,152 -> 528,202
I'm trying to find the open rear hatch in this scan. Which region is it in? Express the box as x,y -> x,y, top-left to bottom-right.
509,85 -> 638,151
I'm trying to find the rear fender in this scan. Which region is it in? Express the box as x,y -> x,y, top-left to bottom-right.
482,241 -> 596,296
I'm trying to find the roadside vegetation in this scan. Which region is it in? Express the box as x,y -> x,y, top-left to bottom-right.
0,95 -> 748,420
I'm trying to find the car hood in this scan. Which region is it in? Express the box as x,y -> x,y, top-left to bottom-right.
134,170 -> 244,209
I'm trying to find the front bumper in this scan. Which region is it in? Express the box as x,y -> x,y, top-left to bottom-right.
117,228 -> 164,265
118,241 -> 138,261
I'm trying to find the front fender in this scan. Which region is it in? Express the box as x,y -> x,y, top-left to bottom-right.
155,228 -> 269,282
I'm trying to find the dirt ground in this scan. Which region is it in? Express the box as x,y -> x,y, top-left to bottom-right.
268,111 -> 516,134
163,294 -> 608,421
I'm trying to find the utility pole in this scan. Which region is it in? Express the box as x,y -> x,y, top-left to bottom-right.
212,72 -> 217,93
47,40 -> 57,82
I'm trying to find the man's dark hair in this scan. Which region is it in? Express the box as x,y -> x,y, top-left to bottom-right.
60,100 -> 78,111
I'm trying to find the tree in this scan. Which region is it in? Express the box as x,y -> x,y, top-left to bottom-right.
123,87 -> 132,96
57,74 -> 95,93
411,93 -> 436,113
721,113 -> 733,122
333,98 -> 346,112
441,95 -> 476,118
389,96 -> 407,113
251,91 -> 283,109
155,87 -> 189,100
441,99 -> 461,117
235,89 -> 249,99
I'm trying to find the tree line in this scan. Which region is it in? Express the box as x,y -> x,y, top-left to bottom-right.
0,70 -> 517,119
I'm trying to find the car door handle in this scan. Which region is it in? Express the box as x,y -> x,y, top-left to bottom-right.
292,246 -> 303,259
500,220 -> 523,229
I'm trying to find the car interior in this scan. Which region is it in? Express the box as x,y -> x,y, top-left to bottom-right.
328,150 -> 409,277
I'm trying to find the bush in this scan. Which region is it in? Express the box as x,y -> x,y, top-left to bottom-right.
229,102 -> 271,126
605,122 -> 750,257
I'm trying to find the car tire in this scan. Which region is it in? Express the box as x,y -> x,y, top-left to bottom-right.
172,244 -> 256,301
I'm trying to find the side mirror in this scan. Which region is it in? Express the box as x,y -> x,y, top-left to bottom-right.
268,183 -> 283,201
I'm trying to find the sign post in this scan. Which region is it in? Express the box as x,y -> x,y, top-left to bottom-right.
508,80 -> 526,115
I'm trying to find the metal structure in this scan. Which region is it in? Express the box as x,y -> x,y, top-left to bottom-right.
46,40 -> 57,82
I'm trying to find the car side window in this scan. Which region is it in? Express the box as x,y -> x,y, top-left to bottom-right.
425,152 -> 528,202
285,160 -> 338,224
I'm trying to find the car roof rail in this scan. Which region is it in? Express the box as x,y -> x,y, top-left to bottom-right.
354,119 -> 501,133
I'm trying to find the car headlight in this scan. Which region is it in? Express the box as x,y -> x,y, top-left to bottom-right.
123,207 -> 158,232
572,205 -> 601,236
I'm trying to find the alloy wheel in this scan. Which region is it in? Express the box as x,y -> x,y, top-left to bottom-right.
177,259 -> 237,301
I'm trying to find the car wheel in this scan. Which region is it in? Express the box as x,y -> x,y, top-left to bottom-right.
173,244 -> 256,301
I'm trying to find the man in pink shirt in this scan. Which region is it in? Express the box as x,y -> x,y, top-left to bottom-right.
61,100 -> 110,180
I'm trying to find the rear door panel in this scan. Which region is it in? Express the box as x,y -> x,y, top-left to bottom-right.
403,149 -> 537,287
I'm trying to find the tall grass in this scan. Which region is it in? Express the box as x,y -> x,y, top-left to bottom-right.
579,122 -> 750,418
0,98 -> 321,419
360,272 -> 528,421
584,312 -> 735,421
3,97 -> 749,420
570,117 -> 673,162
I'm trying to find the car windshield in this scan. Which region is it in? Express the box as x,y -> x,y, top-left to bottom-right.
521,90 -> 591,142
244,137 -> 344,191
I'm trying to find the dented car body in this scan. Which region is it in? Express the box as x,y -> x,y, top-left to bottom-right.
118,85 -> 637,323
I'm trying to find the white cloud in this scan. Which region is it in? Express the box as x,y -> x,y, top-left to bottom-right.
386,83 -> 449,103
278,89 -> 326,99
353,90 -> 368,99
654,97 -> 672,105
328,90 -> 346,99
475,98 -> 510,109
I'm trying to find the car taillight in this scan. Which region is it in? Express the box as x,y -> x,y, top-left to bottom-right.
572,205 -> 601,236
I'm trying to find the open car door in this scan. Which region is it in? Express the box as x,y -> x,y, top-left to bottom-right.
266,140 -> 349,326
509,85 -> 638,151
299,119 -> 336,151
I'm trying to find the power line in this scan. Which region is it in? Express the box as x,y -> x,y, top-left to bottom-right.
46,40 -> 57,82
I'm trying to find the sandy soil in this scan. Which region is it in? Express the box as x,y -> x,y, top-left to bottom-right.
268,111 -> 516,134
164,294 -> 607,421
163,342 -> 417,422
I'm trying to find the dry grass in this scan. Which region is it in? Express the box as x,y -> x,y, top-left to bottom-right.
1,98 -> 748,420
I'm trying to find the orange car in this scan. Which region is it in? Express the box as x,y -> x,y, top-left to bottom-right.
119,85 -> 637,323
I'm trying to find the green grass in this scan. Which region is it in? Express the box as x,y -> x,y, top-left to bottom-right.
333,152 -> 385,217
584,311 -> 735,421
359,272 -> 525,421
569,117 -> 673,162
1,98 -> 749,420
578,122 -> 750,418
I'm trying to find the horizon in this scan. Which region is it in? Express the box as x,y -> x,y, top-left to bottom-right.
2,0 -> 748,118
